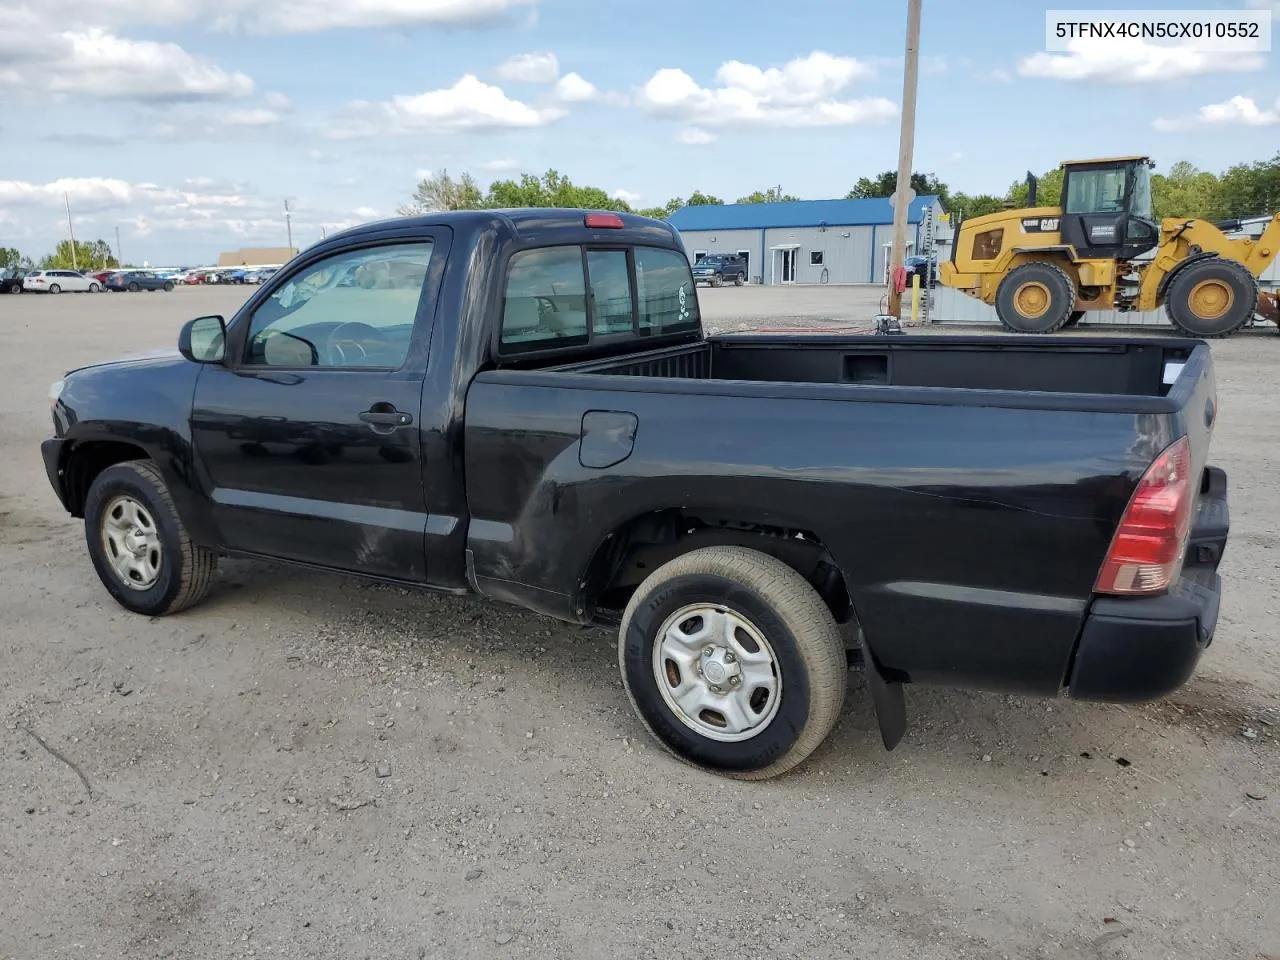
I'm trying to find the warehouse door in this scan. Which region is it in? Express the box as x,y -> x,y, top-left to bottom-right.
770,244 -> 800,285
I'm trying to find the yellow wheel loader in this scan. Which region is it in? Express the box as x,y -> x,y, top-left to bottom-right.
939,156 -> 1280,337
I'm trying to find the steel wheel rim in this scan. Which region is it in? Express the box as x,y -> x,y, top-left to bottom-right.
652,603 -> 782,743
100,495 -> 163,590
1189,279 -> 1233,320
1014,281 -> 1051,319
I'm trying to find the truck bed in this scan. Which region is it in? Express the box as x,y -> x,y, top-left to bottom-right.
552,333 -> 1197,403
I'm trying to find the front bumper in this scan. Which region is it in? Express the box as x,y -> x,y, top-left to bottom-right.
1068,466 -> 1229,703
41,437 -> 71,512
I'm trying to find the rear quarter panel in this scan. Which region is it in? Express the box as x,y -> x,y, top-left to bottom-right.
464,374 -> 1178,695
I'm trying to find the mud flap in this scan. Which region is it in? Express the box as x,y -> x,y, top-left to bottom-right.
864,649 -> 907,751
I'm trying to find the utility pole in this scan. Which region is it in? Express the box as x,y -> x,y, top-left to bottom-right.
64,192 -> 78,271
284,199 -> 293,250
886,0 -> 922,320
115,225 -> 122,267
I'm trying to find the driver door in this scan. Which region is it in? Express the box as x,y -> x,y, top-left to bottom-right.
189,237 -> 440,581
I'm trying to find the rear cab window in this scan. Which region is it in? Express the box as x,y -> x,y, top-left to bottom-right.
500,244 -> 699,356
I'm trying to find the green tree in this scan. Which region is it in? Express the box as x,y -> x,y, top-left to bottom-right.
1151,161 -> 1220,220
1005,167 -> 1064,208
483,169 -> 630,212
1213,153 -> 1280,220
0,247 -> 24,269
398,169 -> 485,214
947,193 -> 1006,221
736,187 -> 798,204
846,171 -> 950,208
40,239 -> 118,271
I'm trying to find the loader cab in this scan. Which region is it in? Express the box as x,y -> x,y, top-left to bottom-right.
1059,156 -> 1159,261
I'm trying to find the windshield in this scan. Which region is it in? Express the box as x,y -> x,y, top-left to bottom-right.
699,256 -> 726,264
1130,163 -> 1153,220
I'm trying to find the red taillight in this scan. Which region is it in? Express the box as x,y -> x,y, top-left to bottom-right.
585,212 -> 624,229
1095,436 -> 1194,596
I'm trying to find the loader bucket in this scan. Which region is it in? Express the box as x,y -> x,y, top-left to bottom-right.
1258,291 -> 1279,327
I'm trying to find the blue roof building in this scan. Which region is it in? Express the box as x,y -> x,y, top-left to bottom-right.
668,195 -> 945,286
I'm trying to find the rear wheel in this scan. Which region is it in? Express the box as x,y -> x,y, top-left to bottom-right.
1164,258 -> 1258,338
617,546 -> 847,780
734,273 -> 745,286
994,262 -> 1076,333
84,461 -> 217,616
8,284 -> 21,294
163,281 -> 174,291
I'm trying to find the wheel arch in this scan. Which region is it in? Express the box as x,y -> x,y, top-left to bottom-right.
61,439 -> 152,518
577,507 -> 856,627
1155,251 -> 1225,301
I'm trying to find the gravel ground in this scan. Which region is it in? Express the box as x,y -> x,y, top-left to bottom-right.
1,285 -> 1278,960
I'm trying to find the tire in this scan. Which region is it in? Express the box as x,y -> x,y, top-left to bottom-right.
1164,258 -> 1258,338
88,282 -> 100,293
618,545 -> 847,781
994,262 -> 1076,333
164,281 -> 174,291
83,460 -> 217,616
127,282 -> 140,292
1063,310 -> 1085,328
8,284 -> 21,294
711,275 -> 723,287
734,273 -> 745,286
49,284 -> 62,294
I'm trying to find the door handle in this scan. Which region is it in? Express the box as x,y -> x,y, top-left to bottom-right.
359,408 -> 413,428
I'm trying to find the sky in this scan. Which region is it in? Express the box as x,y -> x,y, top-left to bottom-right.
2,0 -> 1278,265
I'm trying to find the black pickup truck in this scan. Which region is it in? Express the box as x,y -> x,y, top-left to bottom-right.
41,209 -> 1229,780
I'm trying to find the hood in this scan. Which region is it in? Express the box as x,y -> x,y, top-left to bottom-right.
65,346 -> 182,377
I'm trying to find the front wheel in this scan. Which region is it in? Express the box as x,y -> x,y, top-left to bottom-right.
618,546 -> 848,780
127,282 -> 140,292
84,460 -> 217,616
1164,258 -> 1258,338
49,283 -> 62,294
88,282 -> 100,293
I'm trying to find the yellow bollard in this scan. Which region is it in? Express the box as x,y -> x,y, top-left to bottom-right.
911,272 -> 920,325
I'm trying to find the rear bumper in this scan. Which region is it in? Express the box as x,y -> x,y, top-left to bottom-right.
1068,465 -> 1229,703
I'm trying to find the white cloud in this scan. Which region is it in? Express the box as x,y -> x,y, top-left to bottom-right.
222,108 -> 282,126
552,72 -> 598,102
637,51 -> 895,128
329,74 -> 562,138
948,150 -> 964,162
983,67 -> 1012,83
413,168 -> 433,181
497,51 -> 559,83
1154,94 -> 1280,131
480,158 -> 521,171
217,0 -> 539,33
612,188 -> 641,207
264,91 -> 292,110
0,26 -> 254,101
1018,37 -> 1265,83
352,206 -> 380,218
6,0 -> 539,35
677,126 -> 716,145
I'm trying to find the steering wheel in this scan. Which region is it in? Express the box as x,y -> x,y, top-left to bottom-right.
327,321 -> 385,366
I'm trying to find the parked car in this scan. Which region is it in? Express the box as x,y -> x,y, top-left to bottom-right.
106,271 -> 176,292
23,269 -> 99,293
40,208 -> 1230,781
1,268 -> 27,294
904,255 -> 937,287
692,253 -> 748,286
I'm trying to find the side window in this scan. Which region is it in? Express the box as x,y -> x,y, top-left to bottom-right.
500,246 -> 588,353
243,241 -> 432,368
634,246 -> 699,334
586,250 -> 634,335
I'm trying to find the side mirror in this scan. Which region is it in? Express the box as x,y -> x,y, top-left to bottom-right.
179,315 -> 227,364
